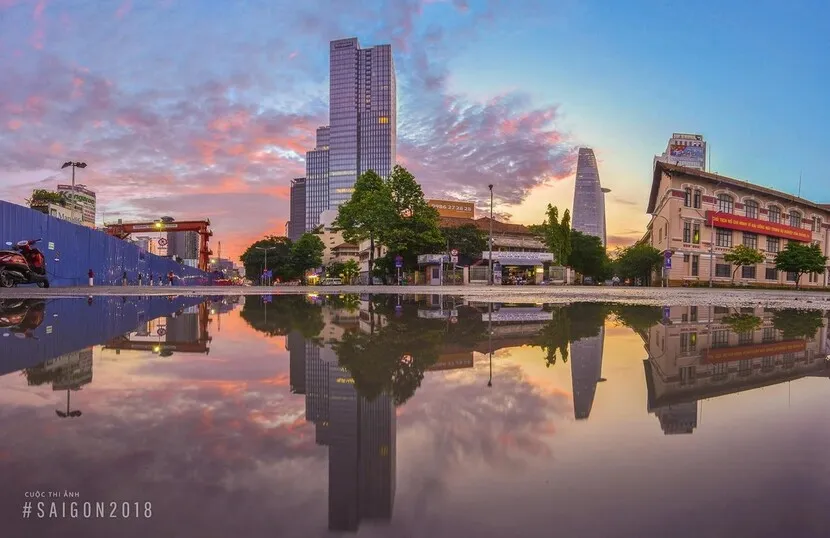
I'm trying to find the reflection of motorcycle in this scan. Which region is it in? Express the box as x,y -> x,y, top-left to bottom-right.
0,238 -> 50,288
0,299 -> 46,338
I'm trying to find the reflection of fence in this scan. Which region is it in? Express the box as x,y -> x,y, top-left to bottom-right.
0,201 -> 212,286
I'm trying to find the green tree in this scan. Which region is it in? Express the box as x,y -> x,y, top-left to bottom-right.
334,170 -> 396,285
722,313 -> 763,334
326,261 -> 346,279
290,233 -> 325,283
614,243 -> 663,285
774,242 -> 828,289
608,304 -> 662,335
534,303 -> 608,367
723,244 -> 764,282
239,236 -> 294,282
772,308 -> 825,339
569,231 -> 609,280
239,295 -> 325,338
340,259 -> 360,284
383,165 -> 444,270
441,223 -> 488,260
529,205 -> 571,265
27,189 -> 67,208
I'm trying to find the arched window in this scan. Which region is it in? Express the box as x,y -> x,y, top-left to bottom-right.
744,199 -> 759,219
717,194 -> 734,214
815,216 -> 823,232
768,206 -> 781,223
789,210 -> 802,229
684,187 -> 692,207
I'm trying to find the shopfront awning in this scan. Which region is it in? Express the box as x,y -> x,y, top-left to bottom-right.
496,258 -> 546,266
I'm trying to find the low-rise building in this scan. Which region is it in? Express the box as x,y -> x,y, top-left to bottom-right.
647,162 -> 830,287
30,202 -> 82,225
315,210 -> 359,267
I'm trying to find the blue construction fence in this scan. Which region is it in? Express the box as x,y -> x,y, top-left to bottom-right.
0,295 -> 207,376
0,200 -> 214,286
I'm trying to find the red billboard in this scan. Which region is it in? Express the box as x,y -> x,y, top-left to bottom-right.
701,340 -> 806,364
706,211 -> 812,242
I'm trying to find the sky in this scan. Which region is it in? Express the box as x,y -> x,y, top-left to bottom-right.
1,0 -> 828,261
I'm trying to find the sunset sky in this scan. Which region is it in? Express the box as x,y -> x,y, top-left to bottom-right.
1,0 -> 828,261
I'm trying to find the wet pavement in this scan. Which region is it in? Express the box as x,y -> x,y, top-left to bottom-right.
1,294 -> 830,537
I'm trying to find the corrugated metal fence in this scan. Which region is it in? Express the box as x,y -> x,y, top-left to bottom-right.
0,200 -> 212,286
0,295 -> 207,376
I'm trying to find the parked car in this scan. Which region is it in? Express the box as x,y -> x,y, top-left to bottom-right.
321,277 -> 342,286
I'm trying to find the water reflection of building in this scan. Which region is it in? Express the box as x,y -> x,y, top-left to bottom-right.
27,347 -> 94,390
643,306 -> 829,434
302,335 -> 396,532
103,302 -> 212,355
570,326 -> 605,420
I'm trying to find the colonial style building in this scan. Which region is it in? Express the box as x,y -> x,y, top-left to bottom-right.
647,162 -> 830,287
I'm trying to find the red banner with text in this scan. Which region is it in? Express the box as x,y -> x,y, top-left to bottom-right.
702,340 -> 807,364
706,211 -> 812,242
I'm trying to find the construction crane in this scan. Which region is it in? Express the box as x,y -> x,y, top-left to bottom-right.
104,219 -> 213,271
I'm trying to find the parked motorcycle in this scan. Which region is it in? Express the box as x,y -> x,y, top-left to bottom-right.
0,239 -> 50,288
0,298 -> 46,337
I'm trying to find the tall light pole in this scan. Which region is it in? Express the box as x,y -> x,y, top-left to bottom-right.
255,246 -> 277,285
488,184 -> 494,285
61,161 -> 87,225
487,301 -> 493,387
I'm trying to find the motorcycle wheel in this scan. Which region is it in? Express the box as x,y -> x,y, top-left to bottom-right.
0,270 -> 13,288
37,279 -> 50,288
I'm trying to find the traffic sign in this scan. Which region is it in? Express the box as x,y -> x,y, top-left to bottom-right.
450,309 -> 458,317
664,257 -> 672,269
157,327 -> 166,336
450,249 -> 458,256
450,316 -> 458,324
158,238 -> 168,247
395,260 -> 403,268
450,255 -> 458,264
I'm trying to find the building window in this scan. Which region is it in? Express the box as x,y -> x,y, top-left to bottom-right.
741,266 -> 756,279
789,210 -> 802,228
786,271 -> 798,282
684,188 -> 692,207
683,221 -> 691,243
766,237 -> 780,253
742,232 -> 758,249
715,264 -> 731,277
683,253 -> 690,263
715,228 -> 732,247
768,206 -> 781,223
713,362 -> 729,380
762,327 -> 776,342
738,331 -> 753,345
765,267 -> 778,280
679,366 -> 696,386
693,189 -> 702,208
692,223 -> 700,244
680,332 -> 698,352
712,330 -> 730,348
714,306 -> 729,314
761,356 -> 774,371
378,116 -> 389,124
717,194 -> 734,213
691,255 -> 699,276
738,359 -> 752,376
741,200 -> 757,220
690,306 -> 698,321
816,217 -> 823,231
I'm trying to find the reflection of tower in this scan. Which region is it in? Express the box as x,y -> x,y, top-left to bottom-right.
287,331 -> 307,394
165,312 -> 199,342
654,402 -> 698,435
569,326 -> 605,419
301,337 -> 396,532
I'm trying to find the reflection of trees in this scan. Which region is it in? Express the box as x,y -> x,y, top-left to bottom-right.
240,296 -> 324,339
607,304 -> 663,335
772,309 -> 825,339
22,363 -> 64,386
721,313 -> 763,334
325,294 -> 361,313
333,298 -> 445,405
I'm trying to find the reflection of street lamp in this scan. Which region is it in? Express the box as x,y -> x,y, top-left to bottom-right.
55,389 -> 82,418
487,302 -> 493,387
488,184 -> 494,286
255,246 -> 277,285
60,161 -> 87,225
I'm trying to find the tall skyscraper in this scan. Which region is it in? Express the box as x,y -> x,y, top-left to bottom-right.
654,133 -> 707,171
572,148 -> 608,247
288,177 -> 306,241
304,37 -> 396,231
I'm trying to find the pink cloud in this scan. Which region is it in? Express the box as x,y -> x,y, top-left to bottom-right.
115,0 -> 132,19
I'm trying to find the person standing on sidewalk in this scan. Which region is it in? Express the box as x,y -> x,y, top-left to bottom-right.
138,272 -> 143,286
122,271 -> 128,286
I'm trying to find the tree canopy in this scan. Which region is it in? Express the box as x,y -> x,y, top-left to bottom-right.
239,295 -> 325,338
290,233 -> 325,282
774,242 -> 828,289
613,243 -> 663,285
239,236 -> 294,282
724,245 -> 764,281
28,189 -> 67,208
772,308 -> 825,339
529,204 -> 571,266
569,231 -> 611,281
441,223 -> 488,261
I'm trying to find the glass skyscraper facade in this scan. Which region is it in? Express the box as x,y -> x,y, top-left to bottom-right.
288,177 -> 306,241
304,38 -> 396,231
572,148 -> 607,246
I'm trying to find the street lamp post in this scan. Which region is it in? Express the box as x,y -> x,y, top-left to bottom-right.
487,301 -> 493,388
488,184 -> 494,285
255,246 -> 277,285
61,161 -> 87,225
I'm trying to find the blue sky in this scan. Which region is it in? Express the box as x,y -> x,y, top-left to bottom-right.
0,0 -> 827,256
